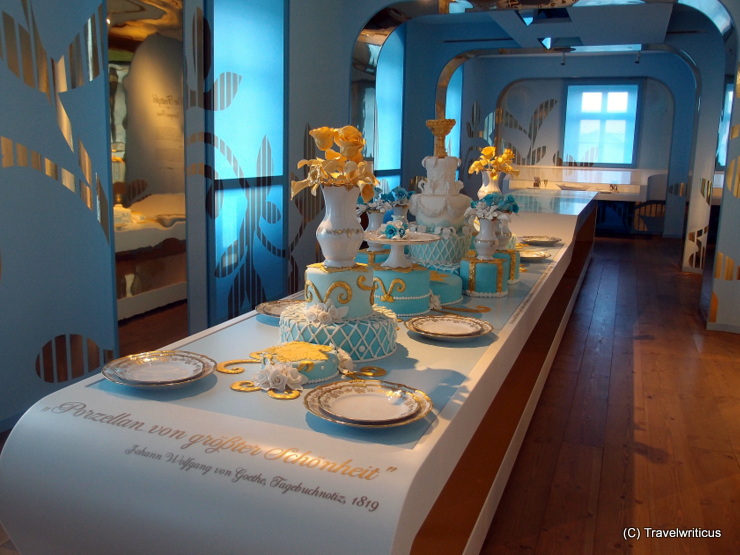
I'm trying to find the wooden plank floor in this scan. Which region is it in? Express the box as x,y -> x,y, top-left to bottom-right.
1,237 -> 738,553
481,235 -> 740,554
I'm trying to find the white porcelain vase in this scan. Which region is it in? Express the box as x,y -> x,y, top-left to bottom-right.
392,204 -> 409,224
317,185 -> 364,268
474,218 -> 499,260
477,171 -> 502,199
495,216 -> 512,250
366,210 -> 386,252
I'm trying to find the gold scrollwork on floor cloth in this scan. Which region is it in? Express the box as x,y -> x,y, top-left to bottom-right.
267,389 -> 301,400
304,280 -> 352,305
373,277 -> 406,302
230,380 -> 300,399
217,359 -> 259,374
342,366 -> 387,378
231,380 -> 261,392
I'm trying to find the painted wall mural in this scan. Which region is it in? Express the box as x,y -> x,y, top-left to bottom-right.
0,0 -> 116,427
499,98 -> 557,167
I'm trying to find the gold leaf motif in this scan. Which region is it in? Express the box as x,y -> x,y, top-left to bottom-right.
373,277 -> 406,302
267,389 -> 301,400
217,359 -> 258,374
356,274 -> 376,304
305,280 -> 352,304
231,380 -> 260,392
308,262 -> 370,274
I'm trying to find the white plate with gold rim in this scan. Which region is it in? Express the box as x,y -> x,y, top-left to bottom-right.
405,315 -> 493,340
520,235 -> 561,246
318,381 -> 420,424
255,299 -> 304,318
102,351 -> 216,387
304,380 -> 433,428
519,250 -> 552,262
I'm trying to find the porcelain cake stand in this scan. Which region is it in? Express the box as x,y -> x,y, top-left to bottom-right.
364,231 -> 440,268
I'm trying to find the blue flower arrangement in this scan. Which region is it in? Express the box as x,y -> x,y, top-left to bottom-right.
465,192 -> 519,220
380,216 -> 409,239
357,186 -> 392,214
381,186 -> 415,207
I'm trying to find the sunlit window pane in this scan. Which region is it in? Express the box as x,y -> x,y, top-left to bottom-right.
607,92 -> 628,112
582,92 -> 602,112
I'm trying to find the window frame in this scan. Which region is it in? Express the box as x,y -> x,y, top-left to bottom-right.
561,80 -> 643,168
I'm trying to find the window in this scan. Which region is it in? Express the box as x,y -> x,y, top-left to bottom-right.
716,83 -> 733,168
563,84 -> 639,165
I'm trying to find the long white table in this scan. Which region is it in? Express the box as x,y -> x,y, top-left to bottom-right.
0,192 -> 597,554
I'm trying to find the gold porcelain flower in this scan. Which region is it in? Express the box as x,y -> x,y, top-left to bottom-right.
468,146 -> 519,177
291,125 -> 377,201
335,125 -> 365,163
309,126 -> 337,151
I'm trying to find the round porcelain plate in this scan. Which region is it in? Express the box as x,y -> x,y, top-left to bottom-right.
255,299 -> 304,318
520,235 -> 561,246
304,380 -> 433,428
405,315 -> 493,340
318,382 -> 419,423
519,250 -> 552,261
102,350 -> 216,386
364,230 -> 440,245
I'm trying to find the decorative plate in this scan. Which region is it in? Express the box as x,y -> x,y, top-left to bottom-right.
255,299 -> 304,318
519,250 -> 552,261
304,380 -> 433,428
318,381 -> 420,424
520,236 -> 561,246
102,350 -> 216,387
405,314 -> 493,340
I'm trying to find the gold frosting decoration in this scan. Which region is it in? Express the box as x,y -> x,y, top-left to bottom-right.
371,262 -> 426,273
373,277 -> 407,302
496,250 -> 518,281
217,343 -> 333,377
356,274 -> 377,304
259,342 -> 332,363
267,390 -> 301,400
342,366 -> 387,378
305,280 -> 352,305
230,380 -> 299,399
231,380 -> 260,392
363,250 -> 389,265
217,359 -> 258,374
465,256 -> 505,292
308,262 -> 370,273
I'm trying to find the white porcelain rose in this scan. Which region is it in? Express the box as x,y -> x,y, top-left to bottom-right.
252,362 -> 308,392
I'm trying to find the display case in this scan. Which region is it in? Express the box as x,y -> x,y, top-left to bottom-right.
114,193 -> 187,320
